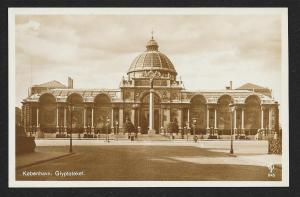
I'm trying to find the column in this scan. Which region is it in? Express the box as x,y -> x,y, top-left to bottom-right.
233,109 -> 237,134
91,107 -> 94,132
268,107 -> 272,135
36,107 -> 39,128
214,108 -> 217,129
178,108 -> 182,132
36,107 -> 42,137
64,107 -> 67,132
24,105 -> 28,131
119,108 -> 123,133
22,105 -> 26,130
261,106 -> 264,129
186,108 -> 190,135
241,108 -> 245,130
22,106 -> 26,134
131,108 -> 135,125
148,89 -> 154,134
111,108 -> 114,128
25,104 -> 30,132
160,107 -> 164,132
187,108 -> 190,125
137,108 -> 140,127
83,107 -> 86,132
274,103 -> 279,135
56,106 -> 59,132
29,105 -> 32,131
269,107 -> 272,130
206,107 -> 209,129
137,107 -> 141,134
187,108 -> 190,132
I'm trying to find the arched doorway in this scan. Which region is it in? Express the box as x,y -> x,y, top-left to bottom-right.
39,93 -> 56,132
67,93 -> 84,133
217,95 -> 232,134
139,92 -> 161,134
245,95 -> 261,134
94,94 -> 111,134
190,95 -> 207,134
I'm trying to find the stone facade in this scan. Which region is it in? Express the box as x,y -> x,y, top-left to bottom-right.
20,37 -> 279,138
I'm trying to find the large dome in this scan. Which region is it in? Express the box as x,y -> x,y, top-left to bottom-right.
127,37 -> 177,77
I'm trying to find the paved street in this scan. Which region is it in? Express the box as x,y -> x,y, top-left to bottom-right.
16,143 -> 282,181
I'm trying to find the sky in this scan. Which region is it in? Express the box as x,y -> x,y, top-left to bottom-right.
15,14 -> 282,107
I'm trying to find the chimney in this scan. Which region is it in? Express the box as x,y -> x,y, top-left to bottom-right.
230,81 -> 232,90
68,77 -> 73,89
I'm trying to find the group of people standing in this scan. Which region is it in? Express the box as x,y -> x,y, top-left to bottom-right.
124,118 -> 138,140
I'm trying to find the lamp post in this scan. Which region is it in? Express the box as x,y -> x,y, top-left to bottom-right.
229,102 -> 235,154
192,117 -> 197,143
106,116 -> 110,142
69,103 -> 74,153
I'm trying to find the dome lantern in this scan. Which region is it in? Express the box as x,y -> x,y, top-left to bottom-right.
146,30 -> 159,51
146,38 -> 159,51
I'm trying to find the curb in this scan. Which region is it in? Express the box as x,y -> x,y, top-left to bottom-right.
16,152 -> 75,170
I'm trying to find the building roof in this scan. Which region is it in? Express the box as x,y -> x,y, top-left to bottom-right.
24,86 -> 277,105
33,80 -> 67,89
128,37 -> 177,75
236,83 -> 267,90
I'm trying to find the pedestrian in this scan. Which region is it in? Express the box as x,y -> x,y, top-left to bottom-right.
125,118 -> 134,140
129,120 -> 135,141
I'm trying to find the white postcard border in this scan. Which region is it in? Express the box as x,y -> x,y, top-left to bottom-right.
8,7 -> 289,188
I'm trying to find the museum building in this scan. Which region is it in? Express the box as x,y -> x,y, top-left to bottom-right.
21,36 -> 279,138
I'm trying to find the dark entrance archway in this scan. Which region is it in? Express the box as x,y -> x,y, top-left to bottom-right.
217,95 -> 233,135
67,93 -> 84,133
245,95 -> 261,134
190,95 -> 207,134
94,94 -> 111,134
39,93 -> 56,132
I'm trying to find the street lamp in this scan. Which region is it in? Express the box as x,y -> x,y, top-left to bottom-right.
106,116 -> 110,142
229,102 -> 235,154
69,103 -> 74,153
192,117 -> 197,143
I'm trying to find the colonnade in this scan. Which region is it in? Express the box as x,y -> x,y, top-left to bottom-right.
27,103 -> 274,135
32,105 -> 125,134
180,104 -> 273,132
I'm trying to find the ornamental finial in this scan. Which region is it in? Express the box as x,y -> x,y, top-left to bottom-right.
151,29 -> 154,39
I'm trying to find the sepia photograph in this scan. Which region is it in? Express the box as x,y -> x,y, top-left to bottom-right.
8,8 -> 289,187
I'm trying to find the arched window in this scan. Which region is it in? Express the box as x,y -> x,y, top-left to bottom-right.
39,93 -> 56,131
94,94 -> 111,132
67,93 -> 84,131
245,95 -> 261,131
190,95 -> 207,130
217,95 -> 233,131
